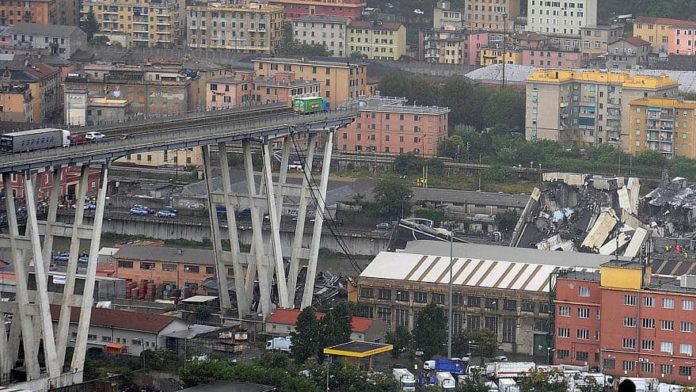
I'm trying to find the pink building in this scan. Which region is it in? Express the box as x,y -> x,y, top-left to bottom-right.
668,21 -> 696,55
269,0 -> 365,21
522,49 -> 582,68
206,72 -> 254,110
338,95 -> 449,157
251,73 -> 322,105
467,32 -> 489,66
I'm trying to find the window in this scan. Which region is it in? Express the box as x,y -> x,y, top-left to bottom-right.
643,296 -> 655,307
521,301 -> 535,312
539,302 -> 550,314
624,295 -> 637,305
432,293 -> 445,304
642,318 -> 655,329
378,288 -> 391,300
468,296 -> 481,307
641,361 -> 654,374
683,299 -> 694,311
577,329 -> 589,340
502,318 -> 516,342
484,316 -> 498,334
623,361 -> 635,372
140,262 -> 155,270
577,307 -> 590,319
88,334 -> 97,341
680,344 -> 693,356
661,320 -> 674,330
466,315 -> 480,330
681,321 -> 694,332
184,265 -> 199,273
624,317 -> 636,327
559,306 -> 571,316
396,290 -> 409,301
414,292 -> 428,303
623,338 -> 636,349
660,341 -> 673,354
578,286 -> 590,297
576,351 -> 588,361
604,359 -> 616,370
102,336 -> 112,342
534,319 -> 549,332
641,340 -> 654,351
679,366 -> 692,377
663,298 -> 675,309
360,287 -> 374,298
205,266 -> 214,274
503,299 -> 517,311
162,263 -> 177,272
557,327 -> 570,338
453,294 -> 463,306
485,298 -> 498,310
557,349 -> 569,359
661,364 -> 673,375
377,306 -> 391,323
118,260 -> 133,268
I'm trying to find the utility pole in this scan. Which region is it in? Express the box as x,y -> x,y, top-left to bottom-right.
447,230 -> 454,358
501,13 -> 508,89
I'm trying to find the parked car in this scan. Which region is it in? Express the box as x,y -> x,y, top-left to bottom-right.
84,201 -> 96,210
376,222 -> 391,230
78,253 -> 89,263
69,134 -> 85,145
85,131 -> 105,141
156,209 -> 176,218
132,204 -> 153,214
129,207 -> 149,216
160,205 -> 177,214
52,252 -> 69,262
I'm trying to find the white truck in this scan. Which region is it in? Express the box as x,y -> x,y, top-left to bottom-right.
436,372 -> 456,391
486,362 -> 536,379
497,378 -> 520,392
392,368 -> 416,391
265,336 -> 292,352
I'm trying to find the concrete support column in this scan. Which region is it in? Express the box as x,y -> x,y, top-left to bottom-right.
23,173 -> 60,379
71,163 -> 109,378
287,133 -> 316,305
262,141 -> 288,309
56,165 -> 89,367
202,145 -> 233,313
217,142 -> 246,317
41,168 -> 61,267
301,130 -> 334,309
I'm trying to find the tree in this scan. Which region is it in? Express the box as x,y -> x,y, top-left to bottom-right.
412,303 -> 447,360
458,369 -> 490,392
394,152 -> 423,174
465,329 -> 498,359
440,76 -> 483,128
320,302 -> 353,349
373,178 -> 414,218
90,35 -> 110,46
575,373 -> 603,392
518,369 -> 568,392
495,210 -> 519,235
481,89 -> 526,132
290,307 -> 323,363
80,10 -> 99,41
385,325 -> 413,358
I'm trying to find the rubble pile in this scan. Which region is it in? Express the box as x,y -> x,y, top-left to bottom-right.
510,172 -> 648,256
640,177 -> 696,236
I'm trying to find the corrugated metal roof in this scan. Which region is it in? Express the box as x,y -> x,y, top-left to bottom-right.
360,251 -> 598,293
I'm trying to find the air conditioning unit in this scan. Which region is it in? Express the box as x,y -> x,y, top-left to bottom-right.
681,275 -> 696,288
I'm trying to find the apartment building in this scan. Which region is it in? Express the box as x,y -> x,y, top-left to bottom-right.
291,15 -> 348,57
354,241 -> 614,357
0,0 -> 57,26
526,0 -> 597,38
423,29 -> 488,65
186,2 -> 284,54
479,46 -> 521,66
347,20 -> 406,60
252,57 -> 367,108
522,48 -> 582,68
57,0 -> 79,26
0,82 -> 32,122
579,25 -> 624,57
267,0 -> 365,20
433,0 -> 464,30
464,0 -> 519,32
252,73 -> 322,104
605,37 -> 651,71
525,70 -> 679,148
633,16 -> 683,54
667,21 -> 696,55
0,60 -> 60,122
8,23 -> 87,59
338,95 -> 448,156
80,0 -> 180,48
205,73 -> 254,110
554,261 -> 696,384
64,89 -> 130,126
627,98 -> 696,160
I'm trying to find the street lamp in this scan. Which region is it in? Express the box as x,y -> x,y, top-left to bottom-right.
547,347 -> 554,365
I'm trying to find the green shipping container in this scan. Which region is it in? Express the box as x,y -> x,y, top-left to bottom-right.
293,97 -> 324,114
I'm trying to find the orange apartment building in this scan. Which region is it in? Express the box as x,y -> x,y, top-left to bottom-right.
0,81 -> 33,122
0,0 -> 57,26
252,57 -> 368,109
113,245 -> 231,292
206,71 -> 322,109
338,95 -> 449,156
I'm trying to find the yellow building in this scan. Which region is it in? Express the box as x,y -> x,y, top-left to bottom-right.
633,16 -> 677,54
478,47 -> 521,66
628,98 -> 696,160
186,2 -> 284,54
347,20 -> 406,60
117,148 -> 203,168
0,83 -> 33,122
252,57 -> 367,108
80,0 -> 180,48
464,0 -> 519,31
525,69 -> 679,147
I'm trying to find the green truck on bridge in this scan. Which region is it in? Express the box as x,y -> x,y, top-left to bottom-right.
292,97 -> 329,114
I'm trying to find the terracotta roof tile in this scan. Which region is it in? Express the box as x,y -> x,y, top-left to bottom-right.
624,36 -> 651,47
49,305 -> 177,333
635,16 -> 696,27
267,308 -> 374,333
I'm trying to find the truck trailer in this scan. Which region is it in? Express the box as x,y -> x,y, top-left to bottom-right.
486,362 -> 535,379
265,336 -> 292,353
435,372 -> 456,391
0,128 -> 70,152
392,368 -> 416,391
292,97 -> 329,114
424,358 -> 467,375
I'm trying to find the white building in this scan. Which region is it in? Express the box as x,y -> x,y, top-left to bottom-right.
8,23 -> 87,60
526,0 -> 597,37
291,15 -> 349,57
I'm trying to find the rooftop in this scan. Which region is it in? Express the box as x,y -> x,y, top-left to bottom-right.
187,2 -> 283,12
290,15 -> 350,24
253,57 -> 366,69
266,308 -> 374,333
630,97 -> 696,109
49,305 -> 178,333
89,97 -> 129,107
323,341 -> 393,358
635,16 -> 696,28
411,187 -> 528,208
114,245 -> 215,265
10,23 -> 84,38
348,20 -> 403,31
351,95 -> 449,115
527,69 -> 679,89
622,36 -> 651,47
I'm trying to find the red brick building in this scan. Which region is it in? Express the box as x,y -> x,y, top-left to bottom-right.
554,261 -> 696,385
264,308 -> 387,342
338,95 -> 449,157
268,0 -> 365,21
0,166 -> 100,200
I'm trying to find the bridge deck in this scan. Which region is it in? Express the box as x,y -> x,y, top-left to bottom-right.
0,109 -> 356,173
